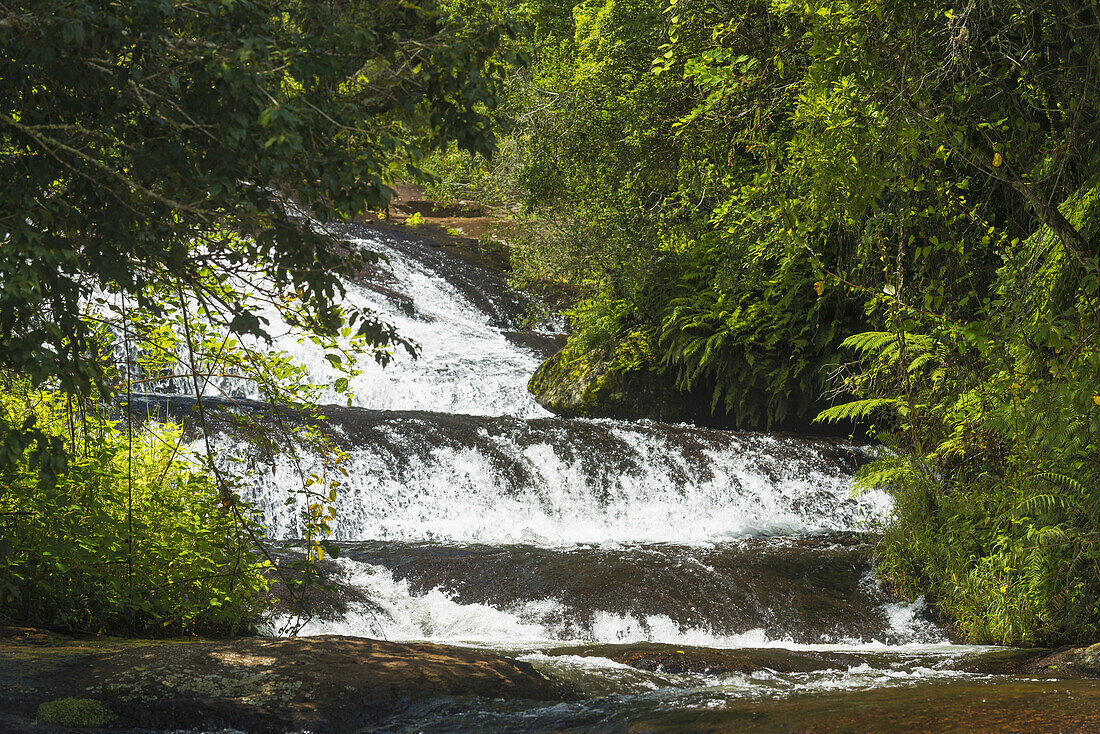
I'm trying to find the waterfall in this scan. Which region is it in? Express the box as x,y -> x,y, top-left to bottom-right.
132,223 -> 1012,718
230,410 -> 889,544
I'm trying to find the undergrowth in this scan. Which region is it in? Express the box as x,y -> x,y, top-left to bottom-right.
0,377 -> 270,636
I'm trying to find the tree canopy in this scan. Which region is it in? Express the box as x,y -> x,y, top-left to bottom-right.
1,0 -> 519,396
1,0 -> 523,634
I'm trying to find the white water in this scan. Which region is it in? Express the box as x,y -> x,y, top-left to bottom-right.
234,421 -> 891,544
106,228 -> 549,417
517,652 -> 989,700
259,234 -> 550,417
212,227 -> 1007,704
279,558 -> 949,649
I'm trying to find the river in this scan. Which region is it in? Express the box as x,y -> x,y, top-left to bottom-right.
137,223 -> 1100,732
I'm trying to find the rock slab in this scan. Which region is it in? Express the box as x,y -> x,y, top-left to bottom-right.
0,628 -> 573,732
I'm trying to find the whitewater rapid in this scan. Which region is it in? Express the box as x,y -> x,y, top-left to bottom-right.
166,223 -> 1004,704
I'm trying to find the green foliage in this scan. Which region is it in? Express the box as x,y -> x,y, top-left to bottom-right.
874,461 -> 1100,646
0,378 -> 270,636
425,0 -> 857,427
37,698 -> 114,727
422,0 -> 1100,641
838,174 -> 1100,644
656,244 -> 856,427
0,0 -> 531,637
1,0 -> 518,399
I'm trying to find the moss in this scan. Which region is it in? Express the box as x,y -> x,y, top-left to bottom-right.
528,329 -> 700,422
36,697 -> 114,727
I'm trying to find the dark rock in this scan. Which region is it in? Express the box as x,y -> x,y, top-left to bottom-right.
1027,642 -> 1100,677
264,556 -> 381,626
0,628 -> 576,733
393,199 -> 488,218
548,641 -> 1100,681
949,646 -> 1058,676
501,330 -> 568,359
546,643 -> 868,675
360,282 -> 415,317
528,336 -> 870,435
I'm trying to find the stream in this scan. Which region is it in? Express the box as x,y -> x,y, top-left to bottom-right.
137,224 -> 1100,732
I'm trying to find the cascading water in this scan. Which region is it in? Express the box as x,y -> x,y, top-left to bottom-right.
148,223 -> 1048,729
257,230 -> 552,418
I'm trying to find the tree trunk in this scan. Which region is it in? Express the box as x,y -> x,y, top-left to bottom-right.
1010,178 -> 1094,267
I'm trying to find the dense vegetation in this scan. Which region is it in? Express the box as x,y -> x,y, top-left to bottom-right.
0,0 -> 513,634
3,0 -> 1098,646
426,0 -> 1100,644
0,378 -> 269,635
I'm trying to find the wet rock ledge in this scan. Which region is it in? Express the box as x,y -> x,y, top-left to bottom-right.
0,627 -> 574,732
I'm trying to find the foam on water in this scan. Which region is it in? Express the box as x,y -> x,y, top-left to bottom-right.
103,230 -> 549,418
259,234 -> 549,417
276,558 -> 958,653
227,421 -> 891,544
517,652 -> 987,701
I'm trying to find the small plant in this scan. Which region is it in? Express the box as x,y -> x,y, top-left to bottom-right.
37,698 -> 114,727
405,211 -> 425,227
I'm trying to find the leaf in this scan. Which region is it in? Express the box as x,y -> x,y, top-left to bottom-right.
815,398 -> 907,423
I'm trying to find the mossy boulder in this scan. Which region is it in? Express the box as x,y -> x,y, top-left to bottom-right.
528,331 -> 860,434
528,330 -> 708,423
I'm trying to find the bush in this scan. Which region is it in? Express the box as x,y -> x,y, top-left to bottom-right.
830,176 -> 1100,646
0,379 -> 270,636
872,462 -> 1100,646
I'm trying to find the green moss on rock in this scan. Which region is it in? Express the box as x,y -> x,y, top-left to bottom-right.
37,697 -> 114,727
528,330 -> 705,422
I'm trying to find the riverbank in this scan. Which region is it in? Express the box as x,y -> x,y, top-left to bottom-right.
0,626 -> 574,732
355,181 -> 518,273
5,626 -> 1100,732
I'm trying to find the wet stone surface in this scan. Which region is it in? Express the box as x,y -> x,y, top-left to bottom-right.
617,678 -> 1100,734
0,628 -> 575,733
333,535 -> 901,645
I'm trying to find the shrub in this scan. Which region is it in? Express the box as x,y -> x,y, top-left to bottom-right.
0,378 -> 270,636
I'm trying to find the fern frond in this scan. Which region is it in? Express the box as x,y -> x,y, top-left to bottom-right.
907,352 -> 938,373
814,398 -> 907,423
852,459 -> 915,495
839,331 -> 897,355
1027,471 -> 1087,497
1016,493 -> 1072,518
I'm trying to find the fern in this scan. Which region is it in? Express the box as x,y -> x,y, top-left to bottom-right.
814,397 -> 907,423
1016,493 -> 1074,519
1028,471 -> 1087,497
839,330 -> 897,355
851,455 -> 917,495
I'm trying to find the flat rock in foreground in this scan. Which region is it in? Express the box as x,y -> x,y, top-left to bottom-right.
0,628 -> 574,732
